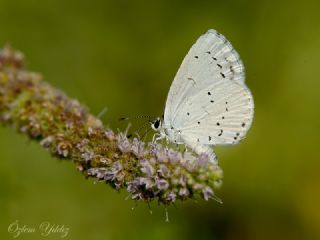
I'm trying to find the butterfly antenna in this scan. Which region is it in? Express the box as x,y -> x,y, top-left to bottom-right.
118,115 -> 157,122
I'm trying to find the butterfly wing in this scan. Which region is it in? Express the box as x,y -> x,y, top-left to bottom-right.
177,79 -> 254,146
164,29 -> 245,126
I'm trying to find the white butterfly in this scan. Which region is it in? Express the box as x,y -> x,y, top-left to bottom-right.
151,29 -> 254,164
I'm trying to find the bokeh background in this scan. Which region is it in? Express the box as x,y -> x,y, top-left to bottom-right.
1,0 -> 320,239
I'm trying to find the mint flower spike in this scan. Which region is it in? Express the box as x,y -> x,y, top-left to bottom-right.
0,46 -> 223,206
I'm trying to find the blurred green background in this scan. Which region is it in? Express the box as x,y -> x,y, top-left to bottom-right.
1,0 -> 320,239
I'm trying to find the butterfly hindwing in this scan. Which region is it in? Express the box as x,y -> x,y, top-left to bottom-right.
176,79 -> 254,145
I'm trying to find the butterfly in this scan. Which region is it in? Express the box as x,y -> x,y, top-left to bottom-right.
150,29 -> 254,164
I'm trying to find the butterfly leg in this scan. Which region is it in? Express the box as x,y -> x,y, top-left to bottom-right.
152,133 -> 165,144
152,134 -> 159,143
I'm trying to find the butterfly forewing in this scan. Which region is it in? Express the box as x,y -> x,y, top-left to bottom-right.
164,29 -> 246,126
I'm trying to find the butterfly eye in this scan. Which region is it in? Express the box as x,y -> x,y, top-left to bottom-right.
154,119 -> 161,129
150,118 -> 162,131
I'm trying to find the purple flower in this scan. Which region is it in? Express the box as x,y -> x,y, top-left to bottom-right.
117,133 -> 131,153
127,179 -> 139,193
157,164 -> 170,178
40,136 -> 54,147
149,143 -> 168,162
81,151 -> 94,162
155,148 -> 168,162
104,161 -> 122,181
95,168 -> 107,179
99,157 -> 111,165
111,161 -> 122,172
167,149 -> 182,164
87,127 -> 96,136
131,138 -> 145,157
183,160 -> 197,172
183,152 -> 195,162
115,171 -> 125,184
104,130 -> 114,140
156,179 -> 169,191
76,138 -> 90,151
166,192 -> 176,202
141,177 -> 154,189
203,187 -> 213,201
57,142 -> 70,157
197,153 -> 209,167
179,175 -> 187,187
127,177 -> 147,197
140,159 -> 154,177
179,187 -> 189,197
149,143 -> 159,155
87,168 -> 108,179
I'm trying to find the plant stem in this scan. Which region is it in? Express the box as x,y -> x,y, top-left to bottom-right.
0,46 -> 223,205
